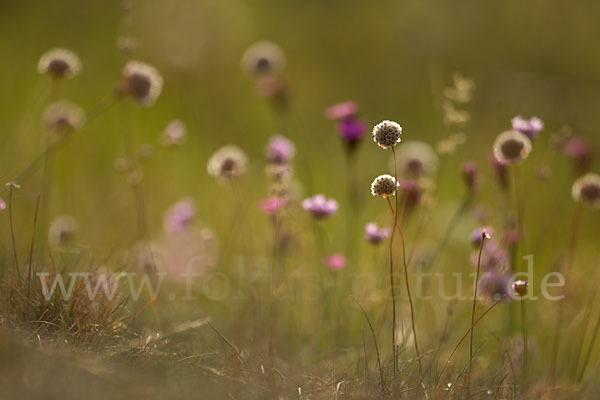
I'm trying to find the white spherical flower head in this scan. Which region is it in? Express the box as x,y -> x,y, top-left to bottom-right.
38,48 -> 82,79
371,174 -> 399,198
572,173 -> 600,208
121,61 -> 163,106
241,41 -> 286,78
207,145 -> 248,180
492,130 -> 532,163
372,120 -> 402,149
43,101 -> 85,134
392,140 -> 439,178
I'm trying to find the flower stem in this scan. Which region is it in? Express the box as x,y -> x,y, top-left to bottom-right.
467,232 -> 487,392
385,196 -> 398,374
8,187 -> 21,281
520,299 -> 528,390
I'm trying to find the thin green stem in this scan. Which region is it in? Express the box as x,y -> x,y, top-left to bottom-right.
8,187 -> 21,281
467,232 -> 487,392
520,299 -> 528,390
385,196 -> 398,375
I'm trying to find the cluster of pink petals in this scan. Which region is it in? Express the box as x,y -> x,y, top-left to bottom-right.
302,194 -> 338,218
324,101 -> 359,120
266,134 -> 295,164
260,196 -> 287,215
511,115 -> 544,139
364,222 -> 390,245
0,197 -> 5,211
163,198 -> 197,234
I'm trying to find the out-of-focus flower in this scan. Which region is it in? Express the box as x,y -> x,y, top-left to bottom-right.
260,197 -> 286,215
491,156 -> 509,191
493,130 -> 532,163
563,136 -> 592,173
207,145 -> 247,180
38,48 -> 81,79
371,174 -> 399,198
48,215 -> 79,248
161,120 -> 187,147
479,270 -> 511,302
266,134 -> 295,164
119,61 -> 163,106
436,133 -> 466,155
0,197 -> 6,211
302,194 -> 338,218
512,116 -> 543,140
137,144 -> 154,160
324,101 -> 359,120
444,73 -> 475,104
241,41 -> 286,78
572,173 -> 600,208
392,141 -> 438,178
443,101 -> 470,126
462,161 -> 480,194
372,120 -> 402,149
131,241 -> 164,275
255,75 -> 288,105
116,36 -> 138,55
338,118 -> 367,149
43,101 -> 85,134
323,254 -> 346,271
470,227 -> 494,248
163,198 -> 196,234
365,222 -> 390,245
265,164 -> 293,184
399,179 -> 422,214
470,239 -> 510,272
512,280 -> 528,297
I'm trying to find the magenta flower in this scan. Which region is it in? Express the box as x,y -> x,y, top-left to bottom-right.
266,134 -> 295,164
260,196 -> 286,215
0,197 -> 5,211
461,161 -> 479,194
337,117 -> 367,147
163,198 -> 197,234
563,136 -> 592,173
365,222 -> 390,245
324,101 -> 358,120
511,115 -> 544,139
323,254 -> 347,271
302,194 -> 338,219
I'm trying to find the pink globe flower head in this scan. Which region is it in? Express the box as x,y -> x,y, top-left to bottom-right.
323,254 -> 347,271
260,196 -> 286,215
563,136 -> 592,173
163,198 -> 197,234
365,222 -> 391,245
302,194 -> 338,219
479,270 -> 511,302
337,117 -> 368,149
324,101 -> 359,121
511,116 -> 544,140
0,197 -> 5,211
266,134 -> 295,164
461,161 -> 480,195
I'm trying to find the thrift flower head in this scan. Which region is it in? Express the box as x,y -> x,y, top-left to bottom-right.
48,215 -> 79,248
512,280 -> 529,297
461,161 -> 480,194
163,198 -> 196,234
43,101 -> 85,134
338,118 -> 367,147
493,130 -> 532,163
323,254 -> 347,271
480,270 -> 511,302
207,145 -> 247,180
393,141 -> 438,178
0,197 -> 5,211
564,136 -> 592,172
372,120 -> 402,149
241,41 -> 286,78
324,101 -> 359,120
491,156 -> 509,190
365,222 -> 390,245
38,48 -> 81,79
260,197 -> 286,215
120,61 -> 163,106
266,134 -> 295,164
371,174 -> 399,198
572,173 -> 600,208
302,194 -> 338,218
511,116 -> 543,140
161,120 -> 187,146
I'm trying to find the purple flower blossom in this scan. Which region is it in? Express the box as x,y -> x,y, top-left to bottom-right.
337,117 -> 367,147
302,194 -> 338,219
260,197 -> 286,214
511,115 -> 544,139
365,222 -> 391,245
163,198 -> 197,234
462,161 -> 479,194
266,134 -> 295,164
0,197 -> 5,211
324,101 -> 358,120
470,239 -> 509,271
563,136 -> 592,173
479,270 -> 511,302
323,254 -> 347,271
162,119 -> 187,146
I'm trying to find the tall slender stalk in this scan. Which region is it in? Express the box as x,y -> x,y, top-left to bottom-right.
520,299 -> 528,389
467,230 -> 487,392
578,303 -> 600,382
7,185 -> 21,281
549,202 -> 583,384
385,196 -> 398,374
268,211 -> 280,358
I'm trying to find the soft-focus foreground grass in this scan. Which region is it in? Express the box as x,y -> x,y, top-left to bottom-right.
2,0 -> 600,398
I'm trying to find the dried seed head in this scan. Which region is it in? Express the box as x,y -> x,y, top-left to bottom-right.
43,101 -> 85,134
38,48 -> 82,79
512,280 -> 528,297
392,141 -> 438,178
572,173 -> 600,208
372,120 -> 402,149
120,61 -> 163,106
207,145 -> 248,180
370,174 -> 399,198
48,215 -> 79,248
492,130 -> 532,163
241,41 -> 286,78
